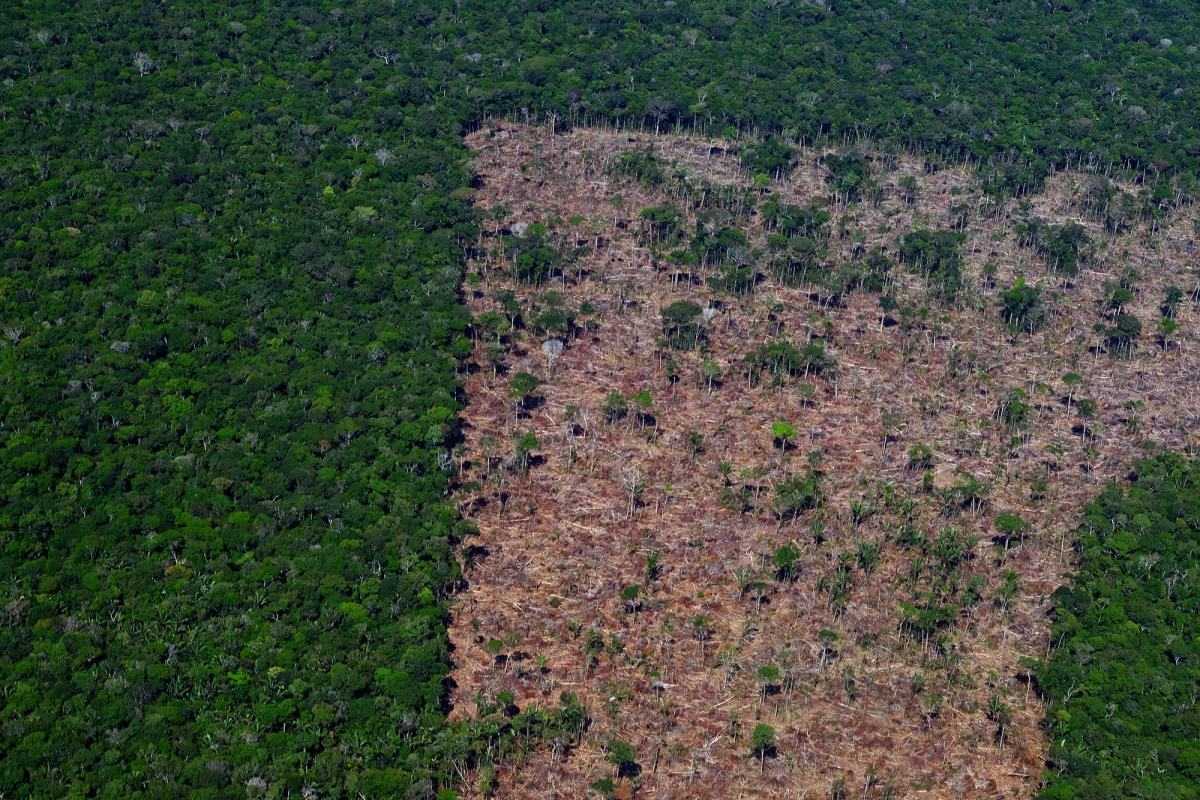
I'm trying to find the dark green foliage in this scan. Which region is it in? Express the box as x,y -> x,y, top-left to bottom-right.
772,544 -> 803,581
907,444 -> 934,469
848,249 -> 895,295
619,584 -> 641,612
691,220 -> 750,269
606,740 -> 638,776
661,300 -> 704,349
898,600 -> 956,643
823,153 -> 873,201
590,777 -> 617,797
740,138 -> 794,178
1016,220 -> 1091,276
993,513 -> 1028,551
640,205 -> 687,246
1101,313 -> 1143,355
898,229 -> 967,300
978,159 -> 1051,198
603,392 -> 629,423
1103,282 -> 1136,312
510,232 -> 566,285
773,472 -> 824,521
4,0 -> 1198,794
764,198 -> 835,288
1038,455 -> 1200,799
707,262 -> 759,296
514,431 -> 541,472
612,148 -> 667,187
771,235 -> 827,287
762,199 -> 831,240
450,1 -> 1192,179
1162,285 -> 1185,319
996,388 -> 1032,432
896,526 -> 980,644
510,371 -> 544,402
0,3 -> 587,796
745,340 -> 836,385
531,305 -> 576,337
1001,277 -> 1048,333
856,540 -> 881,573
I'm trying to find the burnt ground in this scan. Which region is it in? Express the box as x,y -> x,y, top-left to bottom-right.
446,122 -> 1200,799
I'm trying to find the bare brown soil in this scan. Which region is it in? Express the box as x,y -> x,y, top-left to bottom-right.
448,122 -> 1200,799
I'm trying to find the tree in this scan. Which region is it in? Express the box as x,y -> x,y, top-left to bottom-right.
509,371 -> 543,415
701,358 -> 723,391
908,444 -> 934,469
823,153 -> 872,201
639,205 -> 685,247
619,584 -> 641,613
692,615 -> 713,659
1101,312 -> 1142,356
750,723 -> 777,770
644,549 -> 662,583
898,229 -> 966,300
603,392 -> 628,423
644,95 -> 679,133
1000,277 -> 1047,333
756,665 -> 781,704
996,388 -> 1031,433
514,432 -> 540,474
773,472 -> 823,521
993,512 -> 1028,554
771,420 -> 796,451
856,539 -> 880,573
606,740 -> 638,778
1039,455 -> 1200,798
661,300 -> 704,349
1157,316 -> 1180,349
131,51 -> 154,76
741,138 -> 794,178
1016,219 -> 1091,275
987,694 -> 1013,748
745,340 -> 836,385
1062,371 -> 1083,414
772,543 -> 802,581
542,338 -> 565,373
632,389 -> 654,427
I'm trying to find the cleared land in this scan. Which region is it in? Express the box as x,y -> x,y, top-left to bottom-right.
448,122 -> 1200,799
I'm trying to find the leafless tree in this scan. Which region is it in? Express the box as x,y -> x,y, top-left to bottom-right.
618,465 -> 644,520
132,52 -> 155,76
541,338 -> 564,374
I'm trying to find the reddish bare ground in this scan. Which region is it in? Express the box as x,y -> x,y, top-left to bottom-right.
448,122 -> 1200,799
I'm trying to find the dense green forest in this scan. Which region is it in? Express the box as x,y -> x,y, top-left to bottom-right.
1038,455 -> 1200,800
0,0 -> 1197,797
0,2 -> 480,797
443,0 -> 1200,179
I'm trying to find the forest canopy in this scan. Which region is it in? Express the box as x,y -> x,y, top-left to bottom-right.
1,0 -> 1197,797
1038,455 -> 1200,800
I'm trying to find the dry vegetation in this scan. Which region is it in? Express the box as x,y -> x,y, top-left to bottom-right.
446,122 -> 1200,799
